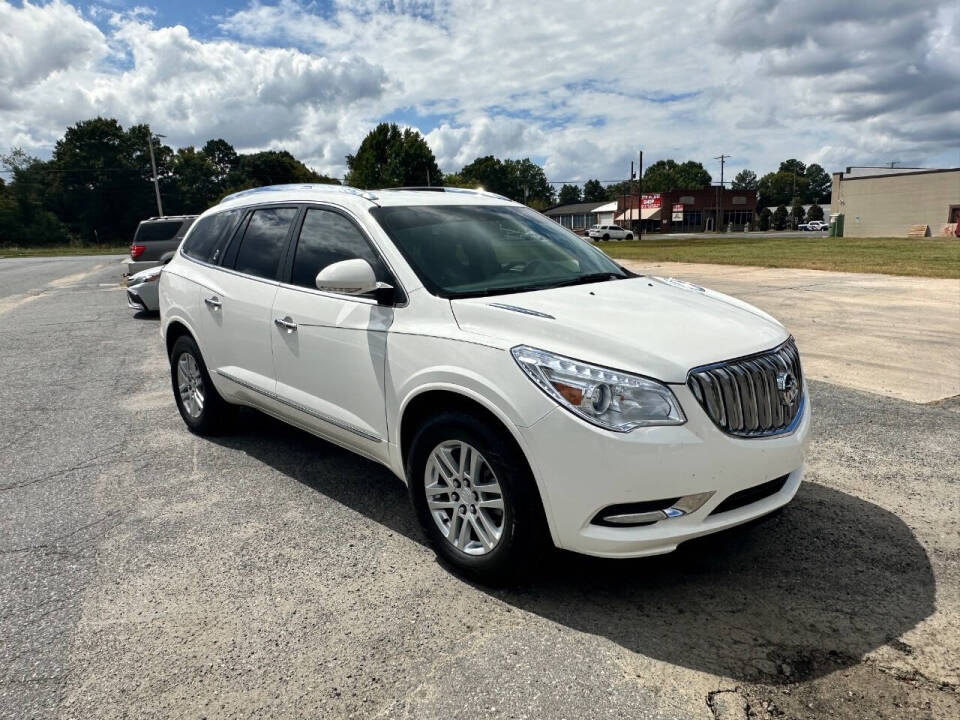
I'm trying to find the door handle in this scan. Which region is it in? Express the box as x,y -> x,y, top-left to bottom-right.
274,316 -> 297,333
204,295 -> 222,309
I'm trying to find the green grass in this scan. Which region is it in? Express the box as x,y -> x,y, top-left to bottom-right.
0,245 -> 129,259
600,235 -> 960,279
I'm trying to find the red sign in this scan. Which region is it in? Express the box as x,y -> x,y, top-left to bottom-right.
641,193 -> 661,209
672,203 -> 684,212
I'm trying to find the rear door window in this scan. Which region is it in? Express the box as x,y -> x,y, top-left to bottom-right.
289,208 -> 389,291
232,207 -> 299,280
134,220 -> 182,243
181,210 -> 242,263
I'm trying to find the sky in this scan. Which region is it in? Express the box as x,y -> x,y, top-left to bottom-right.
1,0 -> 959,184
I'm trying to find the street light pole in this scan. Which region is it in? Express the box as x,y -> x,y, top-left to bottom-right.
148,132 -> 164,217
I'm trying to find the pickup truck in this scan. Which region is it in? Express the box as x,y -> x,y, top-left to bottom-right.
799,220 -> 828,231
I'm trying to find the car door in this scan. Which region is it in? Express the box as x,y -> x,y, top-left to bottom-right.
271,205 -> 397,460
198,205 -> 300,399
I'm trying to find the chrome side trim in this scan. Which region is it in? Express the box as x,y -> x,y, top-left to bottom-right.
215,369 -> 382,443
601,491 -> 715,526
488,303 -> 555,319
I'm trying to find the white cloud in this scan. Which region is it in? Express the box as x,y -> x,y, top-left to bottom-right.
1,0 -> 958,181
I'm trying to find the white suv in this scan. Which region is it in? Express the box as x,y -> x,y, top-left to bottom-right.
587,224 -> 633,241
160,184 -> 809,582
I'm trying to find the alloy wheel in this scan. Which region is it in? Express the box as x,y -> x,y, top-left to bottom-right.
177,352 -> 205,419
424,440 -> 506,556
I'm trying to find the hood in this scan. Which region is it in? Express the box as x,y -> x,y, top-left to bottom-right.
450,276 -> 788,383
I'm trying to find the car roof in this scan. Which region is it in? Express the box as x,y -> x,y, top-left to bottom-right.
215,184 -> 523,213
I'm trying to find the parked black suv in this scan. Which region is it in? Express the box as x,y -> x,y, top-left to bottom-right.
127,216 -> 197,275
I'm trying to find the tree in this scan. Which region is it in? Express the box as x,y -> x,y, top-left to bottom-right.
557,184 -> 581,205
804,163 -> 831,203
772,205 -> 788,230
582,178 -> 606,202
757,207 -> 772,231
202,139 -> 238,184
345,123 -> 441,189
807,203 -> 824,221
604,180 -> 636,201
48,118 -> 162,243
790,201 -> 806,229
458,155 -> 554,207
757,171 -> 798,209
459,155 -> 510,193
778,159 -> 806,176
227,150 -> 336,193
642,159 -> 711,192
502,158 -> 554,208
732,169 -> 758,190
170,147 -> 219,214
0,148 -> 71,246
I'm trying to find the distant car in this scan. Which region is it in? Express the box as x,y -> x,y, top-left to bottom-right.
125,264 -> 162,313
799,220 -> 828,231
587,224 -> 633,241
127,215 -> 197,275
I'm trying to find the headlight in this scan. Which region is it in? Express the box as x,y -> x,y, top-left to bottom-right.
511,346 -> 685,432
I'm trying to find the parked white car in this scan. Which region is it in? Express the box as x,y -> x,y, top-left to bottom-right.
159,185 -> 809,582
125,264 -> 163,312
587,224 -> 633,241
799,220 -> 829,231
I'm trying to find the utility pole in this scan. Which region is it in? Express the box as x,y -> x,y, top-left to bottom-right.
638,150 -> 643,241
148,132 -> 164,217
714,153 -> 731,232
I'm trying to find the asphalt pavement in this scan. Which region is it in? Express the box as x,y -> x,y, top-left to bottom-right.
1,257 -> 957,720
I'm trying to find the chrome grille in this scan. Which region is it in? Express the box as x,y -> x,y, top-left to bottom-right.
687,338 -> 803,438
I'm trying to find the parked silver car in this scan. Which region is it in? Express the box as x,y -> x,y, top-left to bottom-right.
125,264 -> 162,313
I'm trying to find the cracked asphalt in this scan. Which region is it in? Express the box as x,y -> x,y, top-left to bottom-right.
1,256 -> 958,719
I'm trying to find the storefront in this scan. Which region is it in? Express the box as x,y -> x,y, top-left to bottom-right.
616,188 -> 758,233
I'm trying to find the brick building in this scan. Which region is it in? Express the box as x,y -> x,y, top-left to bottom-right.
615,188 -> 758,233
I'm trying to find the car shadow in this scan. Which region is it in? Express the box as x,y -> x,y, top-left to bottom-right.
131,309 -> 160,320
209,408 -> 935,684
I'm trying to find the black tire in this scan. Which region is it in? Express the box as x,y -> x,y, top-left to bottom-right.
407,410 -> 547,585
602,233 -> 610,240
169,335 -> 229,435
625,233 -> 634,240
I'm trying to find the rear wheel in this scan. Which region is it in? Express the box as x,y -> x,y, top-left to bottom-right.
407,410 -> 546,584
170,335 -> 229,435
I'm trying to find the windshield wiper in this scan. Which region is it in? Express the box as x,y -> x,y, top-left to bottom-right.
447,273 -> 626,299
538,272 -> 626,289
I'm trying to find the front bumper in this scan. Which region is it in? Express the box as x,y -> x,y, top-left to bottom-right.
126,283 -> 159,312
518,384 -> 811,558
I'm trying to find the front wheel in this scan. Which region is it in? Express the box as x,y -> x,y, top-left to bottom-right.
169,335 -> 230,435
625,233 -> 634,240
407,410 -> 546,584
602,233 -> 610,240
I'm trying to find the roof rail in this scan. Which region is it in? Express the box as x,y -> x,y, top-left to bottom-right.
220,184 -> 378,204
379,186 -> 513,202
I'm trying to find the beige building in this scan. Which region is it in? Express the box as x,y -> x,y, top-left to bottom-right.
830,167 -> 960,237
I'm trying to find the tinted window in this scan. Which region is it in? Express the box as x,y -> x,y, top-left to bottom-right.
233,207 -> 298,280
135,220 -> 182,243
181,210 -> 241,263
291,209 -> 387,289
370,204 -> 625,298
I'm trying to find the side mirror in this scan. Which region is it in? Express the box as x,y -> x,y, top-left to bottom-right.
315,258 -> 392,298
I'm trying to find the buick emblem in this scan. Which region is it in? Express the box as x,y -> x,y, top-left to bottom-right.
776,370 -> 799,404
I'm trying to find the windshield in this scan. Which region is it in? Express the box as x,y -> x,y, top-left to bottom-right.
369,204 -> 629,298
